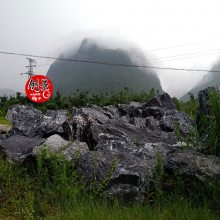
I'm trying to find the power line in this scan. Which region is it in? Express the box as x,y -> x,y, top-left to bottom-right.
151,51 -> 220,63
0,50 -> 219,70
151,49 -> 220,62
146,38 -> 220,52
0,50 -> 220,73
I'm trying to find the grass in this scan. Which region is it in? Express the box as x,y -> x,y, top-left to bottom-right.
201,89 -> 220,156
0,148 -> 219,220
0,116 -> 12,126
0,89 -> 220,219
44,199 -> 219,220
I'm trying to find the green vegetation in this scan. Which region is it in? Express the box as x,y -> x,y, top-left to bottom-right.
0,150 -> 219,220
0,88 -> 220,219
0,116 -> 11,126
173,93 -> 199,118
0,88 -> 158,116
44,200 -> 219,220
197,89 -> 220,156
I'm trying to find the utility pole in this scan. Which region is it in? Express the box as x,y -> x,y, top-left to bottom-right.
21,58 -> 36,79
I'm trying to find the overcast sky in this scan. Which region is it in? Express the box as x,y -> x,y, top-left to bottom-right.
1,0 -> 220,97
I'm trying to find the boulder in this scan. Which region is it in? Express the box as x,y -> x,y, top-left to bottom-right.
6,105 -> 68,138
197,87 -> 214,116
129,117 -> 146,128
92,105 -> 120,119
74,107 -> 110,124
4,90 -> 220,203
145,116 -> 160,130
0,135 -> 45,162
117,102 -> 142,117
195,87 -> 219,132
95,131 -> 138,153
33,134 -> 89,160
77,150 -> 152,202
142,107 -> 165,120
144,93 -> 176,110
160,110 -> 193,134
165,149 -> 220,184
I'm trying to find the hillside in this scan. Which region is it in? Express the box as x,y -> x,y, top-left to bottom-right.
181,60 -> 220,101
46,38 -> 163,95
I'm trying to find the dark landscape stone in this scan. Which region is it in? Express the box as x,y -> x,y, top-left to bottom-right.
143,93 -> 176,110
165,149 -> 220,183
33,134 -> 89,161
6,105 -> 68,138
0,135 -> 45,162
1,91 -> 219,202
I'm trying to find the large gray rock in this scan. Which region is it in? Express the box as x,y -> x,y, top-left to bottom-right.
145,116 -> 160,130
160,110 -> 193,134
70,95 -> 188,150
74,107 -> 110,124
0,133 -> 89,163
142,107 -> 165,120
117,102 -> 142,117
6,105 -> 68,138
0,135 -> 45,162
195,87 -> 219,136
165,149 -> 220,183
77,150 -> 152,202
33,134 -> 89,161
4,91 -> 220,203
144,93 -> 176,110
90,104 -> 120,119
197,87 -> 214,116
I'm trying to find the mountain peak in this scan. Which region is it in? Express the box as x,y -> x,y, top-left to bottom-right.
79,38 -> 98,50
47,38 -> 163,95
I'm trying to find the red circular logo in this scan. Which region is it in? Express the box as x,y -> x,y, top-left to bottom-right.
25,75 -> 53,103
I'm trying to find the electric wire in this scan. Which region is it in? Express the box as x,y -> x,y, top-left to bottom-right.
0,51 -> 220,73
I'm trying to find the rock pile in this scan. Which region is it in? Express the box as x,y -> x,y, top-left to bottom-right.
0,91 -> 219,202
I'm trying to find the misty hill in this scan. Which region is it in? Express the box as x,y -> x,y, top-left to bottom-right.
47,38 -> 163,95
0,88 -> 17,97
181,60 -> 220,101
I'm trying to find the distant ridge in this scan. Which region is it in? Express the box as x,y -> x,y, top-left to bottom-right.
181,60 -> 220,101
46,38 -> 163,95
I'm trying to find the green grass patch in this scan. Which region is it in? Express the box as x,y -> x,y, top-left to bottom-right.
0,116 -> 12,126
0,149 -> 219,220
44,199 -> 219,220
1,89 -> 220,219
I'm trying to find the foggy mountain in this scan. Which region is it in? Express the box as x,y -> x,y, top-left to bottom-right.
46,38 -> 163,96
181,59 -> 220,101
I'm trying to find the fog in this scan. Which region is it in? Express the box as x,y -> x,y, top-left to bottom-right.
1,0 -> 220,97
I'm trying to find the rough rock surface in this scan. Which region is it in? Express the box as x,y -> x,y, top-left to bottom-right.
1,92 -> 219,202
197,87 -> 213,116
160,110 -> 193,134
0,135 -> 45,162
33,134 -> 89,160
6,105 -> 68,138
165,149 -> 220,183
195,87 -> 219,136
144,93 -> 176,110
77,150 -> 151,202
